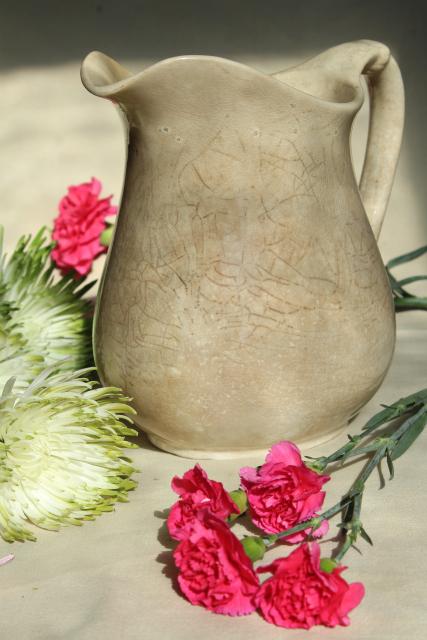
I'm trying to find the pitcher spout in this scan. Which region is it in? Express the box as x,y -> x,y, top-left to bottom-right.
81,51 -> 134,100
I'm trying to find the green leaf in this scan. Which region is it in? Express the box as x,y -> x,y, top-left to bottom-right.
362,390 -> 427,433
386,449 -> 395,480
360,526 -> 374,546
387,245 -> 427,269
362,406 -> 397,432
396,275 -> 427,287
391,409 -> 427,460
387,270 -> 411,297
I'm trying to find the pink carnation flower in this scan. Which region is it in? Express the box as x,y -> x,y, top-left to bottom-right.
256,543 -> 365,629
167,464 -> 239,540
51,177 -> 117,276
173,511 -> 260,616
240,441 -> 330,542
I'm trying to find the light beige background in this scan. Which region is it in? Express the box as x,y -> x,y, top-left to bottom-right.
0,2 -> 426,638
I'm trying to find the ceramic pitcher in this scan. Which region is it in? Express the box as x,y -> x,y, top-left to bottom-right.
81,40 -> 404,458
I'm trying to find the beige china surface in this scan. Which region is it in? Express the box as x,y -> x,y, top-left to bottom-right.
81,40 -> 404,458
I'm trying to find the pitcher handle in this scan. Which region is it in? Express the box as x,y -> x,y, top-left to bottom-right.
358,52 -> 405,239
276,41 -> 405,240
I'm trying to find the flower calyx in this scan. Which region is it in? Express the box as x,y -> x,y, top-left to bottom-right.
319,557 -> 339,574
241,535 -> 266,562
227,489 -> 248,521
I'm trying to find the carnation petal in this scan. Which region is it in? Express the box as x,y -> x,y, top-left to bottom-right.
239,465 -> 259,485
265,441 -> 303,467
173,512 -> 259,616
299,490 -> 327,519
310,518 -> 329,539
339,581 -> 365,614
89,177 -> 102,196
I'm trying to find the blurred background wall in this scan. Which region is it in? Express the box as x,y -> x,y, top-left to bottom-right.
0,0 -> 425,301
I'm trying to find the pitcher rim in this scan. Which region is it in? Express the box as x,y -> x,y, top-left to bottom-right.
80,50 -> 365,111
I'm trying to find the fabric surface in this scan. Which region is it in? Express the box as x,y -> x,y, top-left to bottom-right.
1,327 -> 426,639
0,57 -> 426,639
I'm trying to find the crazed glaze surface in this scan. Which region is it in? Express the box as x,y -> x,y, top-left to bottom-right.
81,40 -> 404,458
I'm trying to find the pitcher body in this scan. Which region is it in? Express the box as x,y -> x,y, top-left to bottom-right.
82,41 -> 404,457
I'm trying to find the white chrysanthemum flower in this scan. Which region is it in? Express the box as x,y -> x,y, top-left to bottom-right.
0,367 -> 138,542
0,315 -> 45,389
0,227 -> 93,391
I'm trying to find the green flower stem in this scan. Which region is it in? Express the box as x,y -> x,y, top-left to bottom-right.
263,497 -> 354,548
348,444 -> 388,495
332,406 -> 427,561
386,244 -> 427,269
394,296 -> 427,312
334,492 -> 364,562
386,244 -> 427,312
387,271 -> 412,298
308,389 -> 427,472
263,396 -> 427,559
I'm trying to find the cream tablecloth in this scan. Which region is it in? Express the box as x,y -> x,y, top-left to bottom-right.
0,54 -> 426,640
1,323 -> 426,640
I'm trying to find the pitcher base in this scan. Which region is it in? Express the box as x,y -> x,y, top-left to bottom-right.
146,426 -> 347,460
